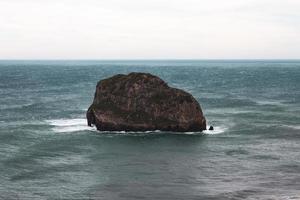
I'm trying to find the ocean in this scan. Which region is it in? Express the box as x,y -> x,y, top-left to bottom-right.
0,60 -> 299,199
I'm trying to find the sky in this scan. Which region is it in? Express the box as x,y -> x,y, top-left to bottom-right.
0,0 -> 300,59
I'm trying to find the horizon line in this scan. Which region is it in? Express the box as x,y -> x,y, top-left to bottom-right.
1,58 -> 300,61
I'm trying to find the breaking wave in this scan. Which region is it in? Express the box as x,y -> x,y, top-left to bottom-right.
202,125 -> 228,135
46,118 -> 96,133
46,118 -> 227,135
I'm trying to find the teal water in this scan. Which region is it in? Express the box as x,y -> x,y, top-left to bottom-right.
0,60 -> 299,199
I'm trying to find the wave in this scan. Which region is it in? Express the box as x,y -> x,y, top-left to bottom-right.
282,125 -> 300,130
255,100 -> 287,106
46,118 -> 227,135
97,126 -> 227,135
46,118 -> 96,133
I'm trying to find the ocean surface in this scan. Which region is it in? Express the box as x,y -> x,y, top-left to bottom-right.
0,60 -> 299,199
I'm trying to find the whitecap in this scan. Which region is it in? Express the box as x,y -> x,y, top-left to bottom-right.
255,100 -> 286,106
180,132 -> 199,135
43,154 -> 89,166
46,118 -> 96,133
47,118 -> 86,127
283,125 -> 300,130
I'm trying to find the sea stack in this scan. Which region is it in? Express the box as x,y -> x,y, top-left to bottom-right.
87,72 -> 206,132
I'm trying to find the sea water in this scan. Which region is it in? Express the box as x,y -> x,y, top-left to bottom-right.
0,60 -> 299,199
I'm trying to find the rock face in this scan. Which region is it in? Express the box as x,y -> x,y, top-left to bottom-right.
87,72 -> 206,132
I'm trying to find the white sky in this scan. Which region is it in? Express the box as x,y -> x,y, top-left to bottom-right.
0,0 -> 300,59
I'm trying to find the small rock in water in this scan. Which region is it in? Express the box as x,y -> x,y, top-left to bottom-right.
209,126 -> 214,131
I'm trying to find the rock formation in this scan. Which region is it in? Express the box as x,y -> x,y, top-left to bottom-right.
87,72 -> 206,132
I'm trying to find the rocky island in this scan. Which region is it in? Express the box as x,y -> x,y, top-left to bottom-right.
87,72 -> 206,132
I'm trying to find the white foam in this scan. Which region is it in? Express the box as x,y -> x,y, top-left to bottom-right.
97,127 -> 227,135
180,132 -> 198,135
46,118 -> 96,133
255,100 -> 286,106
43,154 -> 89,166
47,118 -> 87,126
96,130 -> 159,135
283,125 -> 300,130
202,125 -> 227,135
46,119 -> 227,135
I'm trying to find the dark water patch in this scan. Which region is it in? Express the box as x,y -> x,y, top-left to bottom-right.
276,164 -> 300,174
220,188 -> 263,200
225,149 -> 249,156
258,177 -> 300,193
89,182 -> 208,200
251,154 -> 280,161
9,162 -> 89,182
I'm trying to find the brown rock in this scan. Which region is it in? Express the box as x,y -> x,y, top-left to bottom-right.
87,72 -> 206,132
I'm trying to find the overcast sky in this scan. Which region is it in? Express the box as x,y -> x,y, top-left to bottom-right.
0,0 -> 299,59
